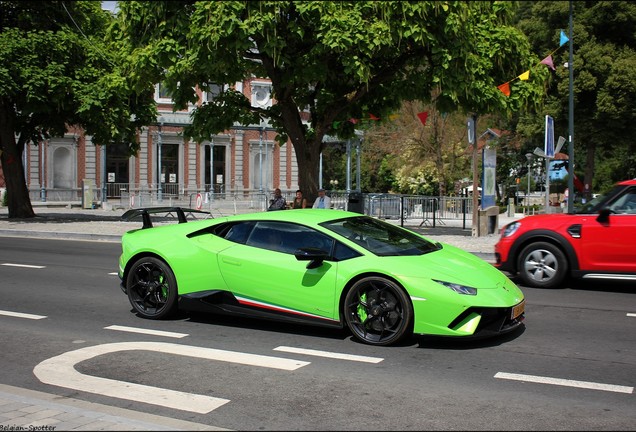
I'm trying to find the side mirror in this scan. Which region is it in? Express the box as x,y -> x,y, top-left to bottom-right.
294,247 -> 329,269
597,208 -> 611,224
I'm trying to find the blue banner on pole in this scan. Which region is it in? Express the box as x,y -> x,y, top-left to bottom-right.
545,115 -> 555,158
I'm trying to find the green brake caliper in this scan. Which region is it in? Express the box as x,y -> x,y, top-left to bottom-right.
357,292 -> 368,322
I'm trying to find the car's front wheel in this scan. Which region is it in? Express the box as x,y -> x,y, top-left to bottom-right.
344,277 -> 413,346
126,256 -> 178,319
517,241 -> 568,288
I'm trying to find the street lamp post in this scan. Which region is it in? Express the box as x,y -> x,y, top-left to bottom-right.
526,153 -> 533,215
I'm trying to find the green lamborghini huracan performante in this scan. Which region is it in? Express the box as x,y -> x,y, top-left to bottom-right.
118,208 -> 525,346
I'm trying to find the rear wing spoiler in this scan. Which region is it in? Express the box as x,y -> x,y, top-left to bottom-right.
121,207 -> 212,229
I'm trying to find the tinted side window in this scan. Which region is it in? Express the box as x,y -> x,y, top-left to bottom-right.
244,221 -> 335,255
332,241 -> 362,261
224,221 -> 256,244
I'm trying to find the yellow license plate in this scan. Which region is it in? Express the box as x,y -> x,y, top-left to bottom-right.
511,300 -> 525,320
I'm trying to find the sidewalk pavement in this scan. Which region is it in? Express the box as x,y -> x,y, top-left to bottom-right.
0,384 -> 226,431
0,203 -> 522,431
0,203 -> 523,256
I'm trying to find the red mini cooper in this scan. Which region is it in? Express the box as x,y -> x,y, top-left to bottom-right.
495,179 -> 636,288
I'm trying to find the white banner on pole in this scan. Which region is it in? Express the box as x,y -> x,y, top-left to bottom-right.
545,115 -> 555,158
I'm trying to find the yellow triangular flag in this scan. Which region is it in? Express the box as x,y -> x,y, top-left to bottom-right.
518,70 -> 530,81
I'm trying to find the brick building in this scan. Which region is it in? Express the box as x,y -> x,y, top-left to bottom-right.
1,78 -> 301,206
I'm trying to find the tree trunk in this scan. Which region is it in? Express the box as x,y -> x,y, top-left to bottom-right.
0,100 -> 36,219
292,137 -> 322,206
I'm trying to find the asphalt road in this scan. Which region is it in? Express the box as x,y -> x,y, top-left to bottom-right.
1,238 -> 635,430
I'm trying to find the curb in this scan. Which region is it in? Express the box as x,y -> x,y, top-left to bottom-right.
0,229 -> 121,243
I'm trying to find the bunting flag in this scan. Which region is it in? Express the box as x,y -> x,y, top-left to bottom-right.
497,82 -> 511,97
496,27 -> 571,97
388,114 -> 399,121
560,29 -> 569,47
574,173 -> 585,192
369,113 -> 380,121
540,55 -> 556,71
417,111 -> 429,126
348,118 -> 359,124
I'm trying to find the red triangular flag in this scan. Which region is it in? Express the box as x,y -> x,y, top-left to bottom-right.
417,111 -> 428,126
574,174 -> 585,192
497,82 -> 511,97
369,113 -> 379,121
348,118 -> 359,124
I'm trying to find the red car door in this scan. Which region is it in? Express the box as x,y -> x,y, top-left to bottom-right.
579,213 -> 636,272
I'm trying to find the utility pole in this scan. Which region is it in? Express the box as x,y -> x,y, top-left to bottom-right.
468,114 -> 479,237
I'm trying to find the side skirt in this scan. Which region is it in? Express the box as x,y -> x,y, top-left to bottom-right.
179,290 -> 343,329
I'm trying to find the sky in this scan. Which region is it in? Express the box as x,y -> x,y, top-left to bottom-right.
102,1 -> 117,12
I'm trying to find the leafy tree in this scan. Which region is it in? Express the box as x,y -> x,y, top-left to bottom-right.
118,1 -> 546,203
0,1 -> 156,218
362,100 -> 473,196
515,1 -> 636,195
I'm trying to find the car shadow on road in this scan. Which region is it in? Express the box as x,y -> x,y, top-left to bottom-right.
173,309 -> 527,350
183,310 -> 352,342
412,324 -> 526,350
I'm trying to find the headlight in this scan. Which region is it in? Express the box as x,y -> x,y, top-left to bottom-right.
501,221 -> 521,238
433,280 -> 477,296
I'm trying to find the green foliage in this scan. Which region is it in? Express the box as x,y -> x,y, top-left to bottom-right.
0,0 -> 158,217
514,1 -> 636,191
0,1 -> 155,149
118,1 -> 545,198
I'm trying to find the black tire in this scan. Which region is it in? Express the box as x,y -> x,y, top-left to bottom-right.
344,276 -> 413,346
517,241 -> 568,288
126,256 -> 178,319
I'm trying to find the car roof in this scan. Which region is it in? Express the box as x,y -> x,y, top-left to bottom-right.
618,179 -> 636,186
220,209 -> 360,225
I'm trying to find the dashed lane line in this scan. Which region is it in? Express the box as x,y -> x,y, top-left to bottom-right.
0,309 -> 47,320
274,346 -> 384,363
495,372 -> 633,394
105,324 -> 189,339
2,263 -> 45,268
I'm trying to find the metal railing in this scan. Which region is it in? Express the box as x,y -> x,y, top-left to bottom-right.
30,184 -> 478,228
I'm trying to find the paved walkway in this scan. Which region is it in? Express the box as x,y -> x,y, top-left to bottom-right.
0,202 -> 522,431
0,203 -> 522,255
0,384 -> 226,431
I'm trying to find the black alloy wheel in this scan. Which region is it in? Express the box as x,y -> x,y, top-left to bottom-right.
126,257 -> 178,319
344,276 -> 413,346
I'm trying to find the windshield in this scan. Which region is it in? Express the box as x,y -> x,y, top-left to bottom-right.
321,216 -> 440,256
574,185 -> 624,214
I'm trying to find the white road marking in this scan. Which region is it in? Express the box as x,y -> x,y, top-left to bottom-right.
105,324 -> 189,339
495,372 -> 633,394
2,263 -> 45,269
108,272 -> 118,275
34,341 -> 311,413
627,313 -> 636,317
274,346 -> 384,363
0,310 -> 47,320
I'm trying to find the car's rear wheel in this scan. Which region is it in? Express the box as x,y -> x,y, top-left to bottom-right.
344,276 -> 413,346
126,256 -> 177,319
517,242 -> 568,288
